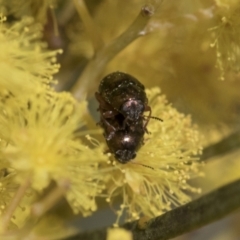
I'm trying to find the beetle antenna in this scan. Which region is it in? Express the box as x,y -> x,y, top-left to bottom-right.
144,116 -> 163,122
131,162 -> 154,170
150,116 -> 163,122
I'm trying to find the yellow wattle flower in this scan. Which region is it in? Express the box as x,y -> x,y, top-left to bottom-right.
0,90 -> 107,215
0,15 -> 61,96
101,87 -> 203,223
1,0 -> 57,24
212,1 -> 240,76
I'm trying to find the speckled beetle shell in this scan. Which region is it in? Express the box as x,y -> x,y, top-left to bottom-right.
98,71 -> 148,122
95,71 -> 153,164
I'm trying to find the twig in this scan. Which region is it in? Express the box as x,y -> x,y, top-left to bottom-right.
201,130 -> 240,160
57,1 -> 76,26
63,178 -> 240,240
31,179 -> 70,218
73,0 -> 104,52
0,178 -> 31,232
71,3 -> 161,101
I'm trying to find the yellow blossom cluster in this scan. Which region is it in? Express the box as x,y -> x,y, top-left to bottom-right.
212,0 -> 240,77
0,15 -> 107,230
0,0 -> 57,24
0,16 -> 61,92
102,88 -> 202,223
0,90 -> 106,215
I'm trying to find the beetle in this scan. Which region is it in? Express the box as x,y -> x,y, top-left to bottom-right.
95,71 -> 162,164
95,71 -> 152,132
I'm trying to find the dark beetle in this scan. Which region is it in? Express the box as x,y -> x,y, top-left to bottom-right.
95,71 -> 152,131
95,72 -> 161,163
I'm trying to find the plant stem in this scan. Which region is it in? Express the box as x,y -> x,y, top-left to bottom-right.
31,179 -> 70,218
0,178 -> 31,232
71,3 -> 160,101
73,0 -> 104,52
58,1 -> 75,26
201,130 -> 240,161
64,178 -> 240,240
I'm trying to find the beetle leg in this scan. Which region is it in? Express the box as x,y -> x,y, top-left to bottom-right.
95,92 -> 120,121
143,105 -> 152,133
95,92 -> 113,111
100,115 -> 117,137
105,131 -> 115,141
121,116 -> 128,130
99,108 -> 120,131
102,110 -> 118,118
